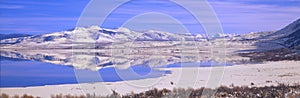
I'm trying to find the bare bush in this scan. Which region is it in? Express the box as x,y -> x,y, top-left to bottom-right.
2,84 -> 300,98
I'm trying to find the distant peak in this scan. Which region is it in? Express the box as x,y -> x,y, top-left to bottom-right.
88,25 -> 101,29
296,18 -> 300,22
115,27 -> 131,32
74,25 -> 101,30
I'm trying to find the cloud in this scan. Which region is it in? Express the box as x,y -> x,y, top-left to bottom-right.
0,17 -> 78,34
0,17 -> 78,26
100,0 -> 300,33
0,0 -> 64,6
1,0 -> 299,34
207,0 -> 300,33
210,0 -> 300,6
0,4 -> 24,9
0,28 -> 48,34
0,17 -> 77,21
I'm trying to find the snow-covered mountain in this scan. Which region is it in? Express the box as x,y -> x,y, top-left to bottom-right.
0,26 -> 212,48
1,19 -> 300,50
246,19 -> 300,50
237,19 -> 300,61
263,18 -> 300,49
0,34 -> 31,40
1,19 -> 300,70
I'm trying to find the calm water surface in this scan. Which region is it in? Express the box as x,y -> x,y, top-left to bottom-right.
0,56 -> 231,87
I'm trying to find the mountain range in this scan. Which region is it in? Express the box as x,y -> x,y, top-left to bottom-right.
0,26 -> 207,47
1,19 -> 299,50
0,34 -> 31,40
238,19 -> 300,61
0,19 -> 299,64
0,25 -> 247,49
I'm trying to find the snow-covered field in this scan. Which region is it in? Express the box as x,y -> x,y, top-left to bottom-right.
1,61 -> 299,98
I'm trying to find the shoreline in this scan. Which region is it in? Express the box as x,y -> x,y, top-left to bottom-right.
1,61 -> 300,97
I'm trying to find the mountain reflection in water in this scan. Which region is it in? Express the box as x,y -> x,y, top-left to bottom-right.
0,48 -> 235,87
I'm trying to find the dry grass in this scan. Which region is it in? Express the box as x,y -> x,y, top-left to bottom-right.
0,93 -> 36,98
1,84 -> 300,98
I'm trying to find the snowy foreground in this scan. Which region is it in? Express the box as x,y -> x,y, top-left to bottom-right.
1,61 -> 299,98
0,19 -> 299,97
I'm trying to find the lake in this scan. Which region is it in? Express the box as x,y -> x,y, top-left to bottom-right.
0,49 -> 232,87
0,57 -> 232,87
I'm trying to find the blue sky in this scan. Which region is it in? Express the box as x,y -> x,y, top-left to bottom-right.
0,0 -> 299,35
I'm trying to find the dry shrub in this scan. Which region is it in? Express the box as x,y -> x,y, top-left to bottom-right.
2,84 -> 300,98
51,94 -> 86,98
20,94 -> 34,98
1,93 -> 9,98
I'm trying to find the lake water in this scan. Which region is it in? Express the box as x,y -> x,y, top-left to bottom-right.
0,58 -> 231,87
0,49 -> 233,87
